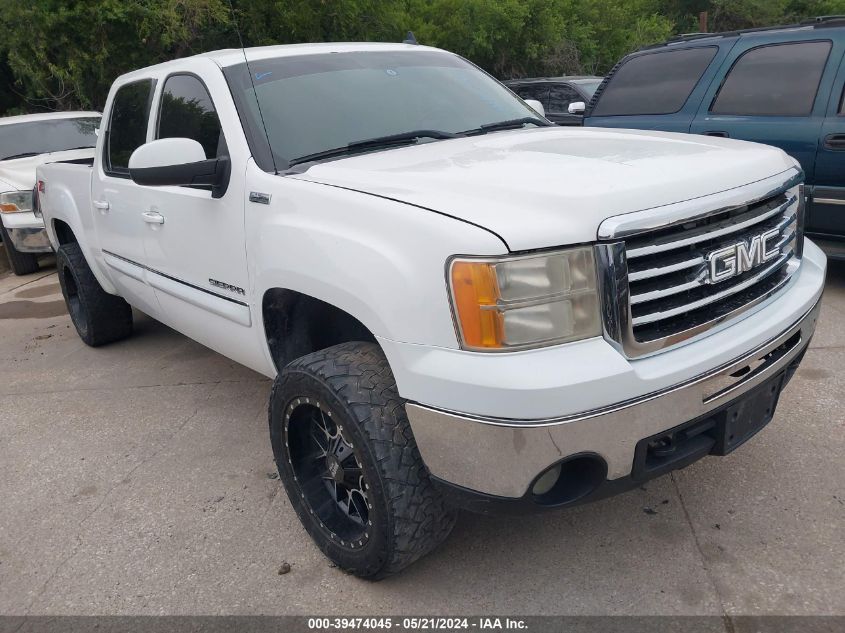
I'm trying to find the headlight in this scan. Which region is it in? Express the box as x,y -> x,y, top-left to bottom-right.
0,191 -> 32,214
448,246 -> 601,351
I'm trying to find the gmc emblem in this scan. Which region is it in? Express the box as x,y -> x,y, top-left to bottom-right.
706,228 -> 780,284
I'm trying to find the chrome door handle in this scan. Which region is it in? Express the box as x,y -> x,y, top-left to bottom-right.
93,200 -> 109,211
141,210 -> 165,225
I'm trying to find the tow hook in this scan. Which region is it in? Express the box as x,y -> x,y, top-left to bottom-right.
648,435 -> 676,458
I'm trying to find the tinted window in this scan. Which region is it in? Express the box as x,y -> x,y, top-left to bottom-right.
711,41 -> 831,116
512,84 -> 550,106
548,84 -> 581,113
0,117 -> 100,161
157,74 -> 224,159
224,50 -> 543,170
107,80 -> 154,175
591,47 -> 717,116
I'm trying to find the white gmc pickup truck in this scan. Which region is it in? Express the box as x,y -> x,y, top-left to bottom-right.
36,43 -> 826,579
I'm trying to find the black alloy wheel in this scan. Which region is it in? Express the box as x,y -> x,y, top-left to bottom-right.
285,399 -> 371,548
269,342 -> 457,579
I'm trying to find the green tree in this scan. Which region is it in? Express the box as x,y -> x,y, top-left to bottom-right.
235,0 -> 411,45
405,0 -> 577,77
0,0 -> 233,112
666,0 -> 845,31
3,0 -> 845,115
567,0 -> 674,74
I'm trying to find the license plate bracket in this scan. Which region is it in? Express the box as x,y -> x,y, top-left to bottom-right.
633,372 -> 786,479
713,373 -> 785,455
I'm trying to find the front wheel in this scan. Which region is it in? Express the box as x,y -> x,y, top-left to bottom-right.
269,342 -> 456,579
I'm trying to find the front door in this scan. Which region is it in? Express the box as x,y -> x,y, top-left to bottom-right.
138,72 -> 253,358
91,78 -> 160,316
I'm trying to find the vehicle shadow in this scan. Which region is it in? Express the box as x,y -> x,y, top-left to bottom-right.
827,257 -> 845,286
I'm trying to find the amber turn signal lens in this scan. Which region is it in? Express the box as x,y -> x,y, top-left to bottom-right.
449,247 -> 600,351
0,191 -> 32,214
450,261 -> 503,349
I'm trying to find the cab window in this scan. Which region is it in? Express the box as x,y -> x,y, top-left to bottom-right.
157,74 -> 224,159
106,79 -> 155,176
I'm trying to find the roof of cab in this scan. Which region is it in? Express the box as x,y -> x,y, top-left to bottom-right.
209,42 -> 442,66
116,42 -> 446,81
0,111 -> 101,126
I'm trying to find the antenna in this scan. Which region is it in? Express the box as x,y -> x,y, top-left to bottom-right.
226,0 -> 278,174
403,31 -> 418,45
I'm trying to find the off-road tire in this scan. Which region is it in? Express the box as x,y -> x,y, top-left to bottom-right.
56,242 -> 133,346
269,341 -> 457,579
0,220 -> 40,275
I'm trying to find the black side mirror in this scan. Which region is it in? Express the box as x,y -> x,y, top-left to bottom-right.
128,138 -> 231,198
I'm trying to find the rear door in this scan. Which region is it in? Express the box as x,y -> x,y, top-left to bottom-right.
690,35 -> 840,181
585,44 -> 726,132
91,78 -> 160,316
810,46 -> 845,238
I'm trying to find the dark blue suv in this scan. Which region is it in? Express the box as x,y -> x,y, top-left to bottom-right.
584,17 -> 845,259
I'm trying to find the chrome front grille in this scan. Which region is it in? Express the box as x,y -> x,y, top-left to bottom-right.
597,169 -> 804,358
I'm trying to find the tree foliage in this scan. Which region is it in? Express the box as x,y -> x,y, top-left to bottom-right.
0,0 -> 231,112
1,0 -> 843,115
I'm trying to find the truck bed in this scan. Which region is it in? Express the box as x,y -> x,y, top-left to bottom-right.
51,157 -> 95,166
36,160 -> 94,237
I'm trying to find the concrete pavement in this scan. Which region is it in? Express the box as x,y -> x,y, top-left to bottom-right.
0,260 -> 843,616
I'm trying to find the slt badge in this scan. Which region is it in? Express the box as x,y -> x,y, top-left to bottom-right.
706,228 -> 780,284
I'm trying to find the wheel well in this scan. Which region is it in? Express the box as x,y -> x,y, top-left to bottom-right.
53,219 -> 78,245
262,288 -> 377,372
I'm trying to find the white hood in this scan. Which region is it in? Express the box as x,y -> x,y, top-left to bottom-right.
0,148 -> 95,193
293,127 -> 799,251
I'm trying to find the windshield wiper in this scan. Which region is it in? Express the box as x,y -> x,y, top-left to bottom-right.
462,117 -> 552,136
0,152 -> 40,161
287,130 -> 459,167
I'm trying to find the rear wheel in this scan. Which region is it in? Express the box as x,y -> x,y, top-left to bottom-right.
269,341 -> 456,579
0,221 -> 40,276
56,242 -> 133,346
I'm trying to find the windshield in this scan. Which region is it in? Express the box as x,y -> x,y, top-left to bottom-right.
224,50 -> 541,170
0,117 -> 100,161
573,79 -> 602,98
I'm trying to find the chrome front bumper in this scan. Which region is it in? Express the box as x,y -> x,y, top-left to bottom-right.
5,226 -> 52,253
406,298 -> 821,499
